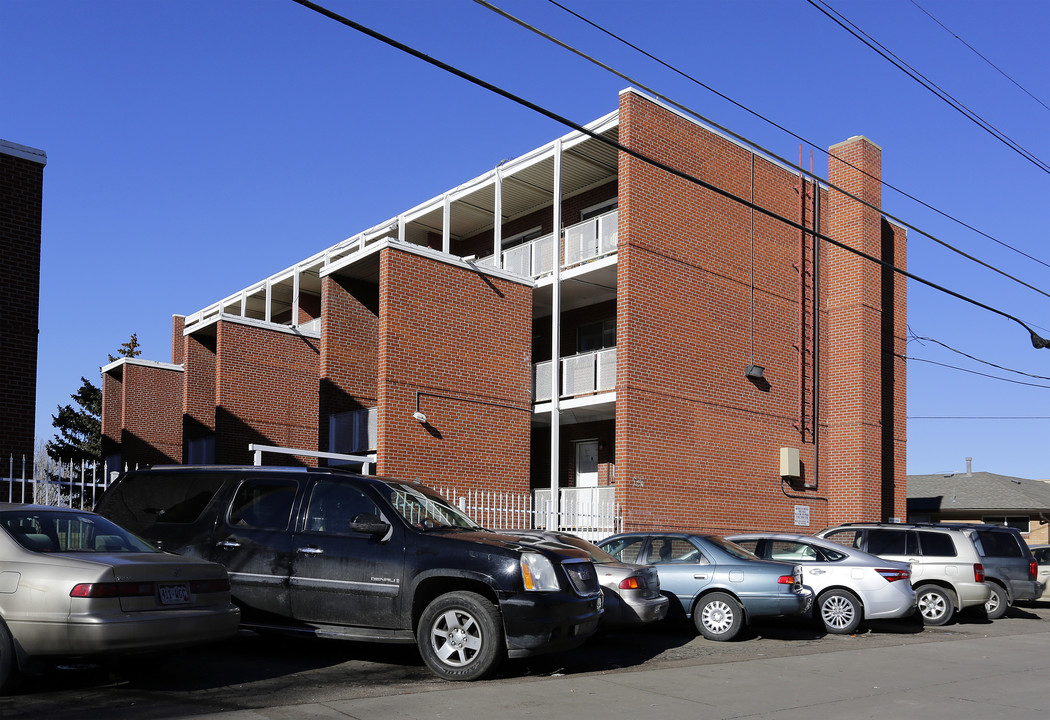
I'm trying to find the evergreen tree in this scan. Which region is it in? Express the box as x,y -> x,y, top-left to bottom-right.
46,378 -> 102,464
47,333 -> 142,464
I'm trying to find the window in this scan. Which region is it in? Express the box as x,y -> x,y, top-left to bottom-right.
229,480 -> 297,531
769,540 -> 820,562
96,472 -> 225,533
577,318 -> 616,353
599,536 -> 644,563
823,529 -> 860,549
917,531 -> 957,557
580,198 -> 618,222
866,529 -> 910,555
982,516 -> 1031,533
501,226 -> 544,251
650,537 -> 701,564
974,529 -> 1024,557
330,408 -> 377,454
304,481 -> 381,534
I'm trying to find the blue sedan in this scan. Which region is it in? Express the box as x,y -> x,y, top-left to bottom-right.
598,532 -> 811,640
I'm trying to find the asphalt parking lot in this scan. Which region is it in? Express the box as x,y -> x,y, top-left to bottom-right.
3,601 -> 1048,719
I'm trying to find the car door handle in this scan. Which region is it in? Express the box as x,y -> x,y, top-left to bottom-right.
216,540 -> 241,549
809,569 -> 826,575
693,574 -> 708,580
297,547 -> 324,555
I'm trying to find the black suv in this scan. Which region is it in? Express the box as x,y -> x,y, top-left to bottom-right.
927,523 -> 1040,619
95,466 -> 603,680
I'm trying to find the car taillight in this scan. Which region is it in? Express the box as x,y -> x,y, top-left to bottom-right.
1030,561 -> 1038,580
191,578 -> 231,594
619,576 -> 645,590
70,581 -> 156,598
876,568 -> 910,583
777,575 -> 796,585
973,563 -> 985,583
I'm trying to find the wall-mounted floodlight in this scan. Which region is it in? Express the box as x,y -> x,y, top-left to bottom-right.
413,411 -> 427,423
745,364 -> 765,380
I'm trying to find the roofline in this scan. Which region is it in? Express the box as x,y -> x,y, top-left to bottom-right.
101,357 -> 184,375
0,139 -> 47,166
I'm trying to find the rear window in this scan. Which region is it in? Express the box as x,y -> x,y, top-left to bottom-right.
974,529 -> 1024,557
917,531 -> 957,557
97,472 -> 226,534
599,536 -> 645,564
823,529 -> 860,548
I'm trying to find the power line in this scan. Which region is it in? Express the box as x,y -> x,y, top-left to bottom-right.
541,0 -> 1050,274
910,0 -> 1050,115
909,331 -> 1050,381
903,355 -> 1050,389
288,0 -> 1050,351
808,0 -> 1050,176
480,0 -> 1050,303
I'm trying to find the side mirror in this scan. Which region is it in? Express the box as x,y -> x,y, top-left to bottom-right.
349,513 -> 390,536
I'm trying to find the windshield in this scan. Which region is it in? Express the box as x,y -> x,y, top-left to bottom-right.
383,482 -> 481,530
0,509 -> 157,553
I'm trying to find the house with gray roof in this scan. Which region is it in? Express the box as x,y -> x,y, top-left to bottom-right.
907,458 -> 1050,544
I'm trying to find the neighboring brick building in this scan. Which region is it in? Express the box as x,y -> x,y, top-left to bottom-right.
102,89 -> 907,533
1,139 -> 47,466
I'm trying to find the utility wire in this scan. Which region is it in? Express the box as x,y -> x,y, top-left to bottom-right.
909,331 -> 1050,380
808,0 -> 1050,175
902,355 -> 1050,389
288,0 -> 1050,351
482,0 -> 1050,302
910,0 -> 1050,115
543,0 -> 1050,273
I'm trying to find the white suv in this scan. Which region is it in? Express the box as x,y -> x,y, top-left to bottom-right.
817,523 -> 990,626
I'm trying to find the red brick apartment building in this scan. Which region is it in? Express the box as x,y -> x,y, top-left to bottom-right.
1,139 -> 46,465
101,89 -> 906,533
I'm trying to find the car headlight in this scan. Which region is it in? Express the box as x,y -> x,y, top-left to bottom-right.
520,552 -> 560,591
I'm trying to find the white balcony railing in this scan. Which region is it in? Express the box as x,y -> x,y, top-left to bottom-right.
479,209 -> 618,279
533,347 -> 616,403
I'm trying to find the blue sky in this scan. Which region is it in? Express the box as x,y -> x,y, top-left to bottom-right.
4,0 -> 1050,478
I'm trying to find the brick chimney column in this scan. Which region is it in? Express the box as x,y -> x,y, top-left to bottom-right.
825,136 -> 896,522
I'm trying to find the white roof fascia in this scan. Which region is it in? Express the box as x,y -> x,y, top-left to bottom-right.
180,312 -> 321,339
0,139 -> 47,166
189,106 -> 621,319
319,238 -> 533,288
101,357 -> 184,375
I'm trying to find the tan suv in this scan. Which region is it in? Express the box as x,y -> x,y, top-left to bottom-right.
817,523 -> 990,626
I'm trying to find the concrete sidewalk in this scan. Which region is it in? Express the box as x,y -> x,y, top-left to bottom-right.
193,628 -> 1050,720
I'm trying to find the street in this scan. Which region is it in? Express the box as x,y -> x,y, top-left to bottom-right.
2,601 -> 1048,719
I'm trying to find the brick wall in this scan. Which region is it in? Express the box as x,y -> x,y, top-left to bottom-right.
183,331 -> 217,455
118,364 -> 183,466
376,247 -> 532,491
214,320 -> 321,465
319,275 -> 379,451
0,146 -> 44,462
615,91 -> 904,533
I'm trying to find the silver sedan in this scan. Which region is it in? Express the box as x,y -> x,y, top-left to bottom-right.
728,532 -> 916,634
0,504 -> 241,692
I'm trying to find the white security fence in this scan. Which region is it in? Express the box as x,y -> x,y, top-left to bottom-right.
441,486 -> 622,543
477,209 -> 619,280
3,454 -> 623,543
2,455 -> 117,509
533,347 -> 616,403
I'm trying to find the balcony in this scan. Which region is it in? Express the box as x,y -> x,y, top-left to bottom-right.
478,210 -> 618,279
533,348 -> 616,403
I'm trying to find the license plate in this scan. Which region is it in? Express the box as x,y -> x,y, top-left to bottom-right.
159,583 -> 190,605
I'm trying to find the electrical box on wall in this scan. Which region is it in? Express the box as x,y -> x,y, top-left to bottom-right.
779,447 -> 800,478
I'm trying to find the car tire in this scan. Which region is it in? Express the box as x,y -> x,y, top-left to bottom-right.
694,592 -> 744,641
818,589 -> 863,635
915,585 -> 954,626
984,584 -> 1009,620
0,620 -> 20,694
417,591 -> 504,681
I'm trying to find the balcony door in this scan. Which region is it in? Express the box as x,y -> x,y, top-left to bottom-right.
575,440 -> 599,488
